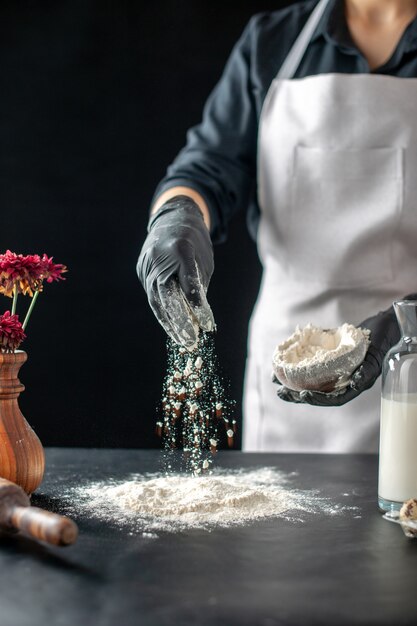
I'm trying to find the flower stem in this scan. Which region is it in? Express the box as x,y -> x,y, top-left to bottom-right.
22,290 -> 40,330
11,286 -> 18,315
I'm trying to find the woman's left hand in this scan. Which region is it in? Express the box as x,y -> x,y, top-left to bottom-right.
274,297 -> 416,407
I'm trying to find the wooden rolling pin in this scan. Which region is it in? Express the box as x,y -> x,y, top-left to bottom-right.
0,477 -> 78,546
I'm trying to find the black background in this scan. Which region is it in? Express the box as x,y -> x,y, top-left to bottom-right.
0,0 -> 294,448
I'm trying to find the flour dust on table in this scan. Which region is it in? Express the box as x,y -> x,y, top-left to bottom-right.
156,332 -> 236,474
63,467 -> 359,534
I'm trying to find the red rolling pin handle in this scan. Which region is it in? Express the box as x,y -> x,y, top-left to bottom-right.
0,477 -> 78,546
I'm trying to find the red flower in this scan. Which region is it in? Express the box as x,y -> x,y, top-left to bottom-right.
40,254 -> 67,283
0,311 -> 26,352
0,250 -> 43,297
0,250 -> 67,297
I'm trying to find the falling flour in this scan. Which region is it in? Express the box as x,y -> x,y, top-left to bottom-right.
157,332 -> 235,474
63,467 -> 359,533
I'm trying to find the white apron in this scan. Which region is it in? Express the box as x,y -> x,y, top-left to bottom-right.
243,0 -> 417,452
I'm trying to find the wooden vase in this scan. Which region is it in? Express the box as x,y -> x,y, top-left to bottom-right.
0,350 -> 45,494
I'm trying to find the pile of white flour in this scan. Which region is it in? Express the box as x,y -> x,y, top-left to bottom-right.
64,467 -> 358,533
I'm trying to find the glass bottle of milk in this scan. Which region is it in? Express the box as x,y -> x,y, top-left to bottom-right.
378,300 -> 417,512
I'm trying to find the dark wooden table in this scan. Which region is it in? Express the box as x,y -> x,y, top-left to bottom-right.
0,448 -> 415,626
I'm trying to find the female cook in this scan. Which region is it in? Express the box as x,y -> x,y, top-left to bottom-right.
138,0 -> 417,452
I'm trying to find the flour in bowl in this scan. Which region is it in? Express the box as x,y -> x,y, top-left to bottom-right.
273,323 -> 370,392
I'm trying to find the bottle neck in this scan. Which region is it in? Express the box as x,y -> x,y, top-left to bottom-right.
394,301 -> 417,342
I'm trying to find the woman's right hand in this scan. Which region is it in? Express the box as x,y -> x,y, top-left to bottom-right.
137,195 -> 215,351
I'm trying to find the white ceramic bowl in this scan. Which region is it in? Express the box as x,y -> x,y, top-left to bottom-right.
272,324 -> 370,393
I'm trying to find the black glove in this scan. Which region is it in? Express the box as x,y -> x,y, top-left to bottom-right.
137,195 -> 215,350
275,294 -> 417,407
